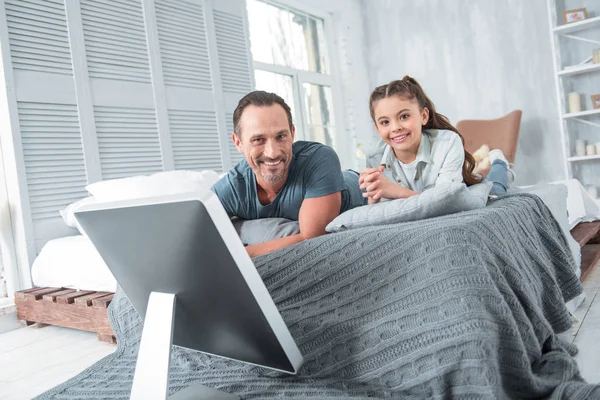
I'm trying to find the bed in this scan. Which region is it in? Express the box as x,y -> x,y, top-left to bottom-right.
34,194 -> 600,399
29,174 -> 595,297
20,180 -> 593,345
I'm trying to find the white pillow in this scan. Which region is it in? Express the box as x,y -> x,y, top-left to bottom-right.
85,170 -> 219,203
85,174 -> 153,202
59,196 -> 98,229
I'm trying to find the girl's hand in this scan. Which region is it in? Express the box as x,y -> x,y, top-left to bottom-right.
359,166 -> 383,203
359,166 -> 384,186
368,189 -> 383,204
359,166 -> 419,201
360,166 -> 397,200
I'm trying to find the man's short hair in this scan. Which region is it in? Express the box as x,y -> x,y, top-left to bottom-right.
232,91 -> 293,136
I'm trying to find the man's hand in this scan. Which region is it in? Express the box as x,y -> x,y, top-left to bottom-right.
245,192 -> 342,258
245,235 -> 305,258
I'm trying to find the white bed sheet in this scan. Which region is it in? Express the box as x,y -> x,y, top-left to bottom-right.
31,235 -> 117,293
551,179 -> 600,228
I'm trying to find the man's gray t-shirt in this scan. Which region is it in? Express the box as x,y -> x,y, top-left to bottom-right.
211,141 -> 366,220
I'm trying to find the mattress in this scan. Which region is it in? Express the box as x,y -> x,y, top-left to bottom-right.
31,235 -> 117,293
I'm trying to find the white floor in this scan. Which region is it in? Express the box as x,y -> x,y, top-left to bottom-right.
1,269 -> 600,400
0,325 -> 116,400
561,262 -> 600,384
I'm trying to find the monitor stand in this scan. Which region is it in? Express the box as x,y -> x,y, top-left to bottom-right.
130,292 -> 239,400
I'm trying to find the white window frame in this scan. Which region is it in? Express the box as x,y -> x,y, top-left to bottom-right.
248,0 -> 351,168
0,150 -> 19,301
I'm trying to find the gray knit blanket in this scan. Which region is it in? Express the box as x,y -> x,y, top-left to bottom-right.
38,194 -> 600,399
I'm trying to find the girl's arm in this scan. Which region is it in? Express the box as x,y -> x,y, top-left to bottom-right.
366,184 -> 418,202
436,134 -> 465,184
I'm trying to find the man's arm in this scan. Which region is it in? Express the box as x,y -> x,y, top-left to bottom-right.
245,192 -> 341,258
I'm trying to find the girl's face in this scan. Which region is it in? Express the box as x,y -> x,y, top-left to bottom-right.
373,96 -> 429,163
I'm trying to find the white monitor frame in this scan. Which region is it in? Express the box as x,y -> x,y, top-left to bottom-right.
75,190 -> 303,399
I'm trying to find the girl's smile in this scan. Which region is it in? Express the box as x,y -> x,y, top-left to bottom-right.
390,133 -> 409,143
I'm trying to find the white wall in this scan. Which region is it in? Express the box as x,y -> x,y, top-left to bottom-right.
360,0 -> 567,185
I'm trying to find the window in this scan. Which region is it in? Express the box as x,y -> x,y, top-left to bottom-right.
246,0 -> 339,150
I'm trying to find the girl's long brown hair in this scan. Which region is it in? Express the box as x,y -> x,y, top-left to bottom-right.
369,76 -> 481,186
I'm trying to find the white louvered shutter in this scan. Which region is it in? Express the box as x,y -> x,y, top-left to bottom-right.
94,106 -> 163,179
226,111 -> 245,165
4,0 -> 85,255
156,0 -> 222,171
169,110 -> 222,170
17,102 -> 88,219
80,0 -> 163,180
213,3 -> 253,166
5,0 -> 73,75
213,9 -> 252,94
81,0 -> 151,83
0,0 -> 254,266
156,0 -> 211,90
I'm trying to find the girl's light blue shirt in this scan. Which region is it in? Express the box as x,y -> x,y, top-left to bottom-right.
366,129 -> 465,195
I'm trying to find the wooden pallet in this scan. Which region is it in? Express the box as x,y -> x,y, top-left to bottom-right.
14,287 -> 116,343
571,221 -> 600,282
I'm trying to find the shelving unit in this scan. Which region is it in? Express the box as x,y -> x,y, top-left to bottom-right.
558,63 -> 600,77
547,0 -> 600,200
563,109 -> 600,119
553,15 -> 600,34
568,154 -> 600,162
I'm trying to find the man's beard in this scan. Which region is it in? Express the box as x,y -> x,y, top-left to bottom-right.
261,170 -> 285,182
256,157 -> 287,183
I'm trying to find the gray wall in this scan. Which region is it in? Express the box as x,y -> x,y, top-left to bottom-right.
360,0 -> 567,185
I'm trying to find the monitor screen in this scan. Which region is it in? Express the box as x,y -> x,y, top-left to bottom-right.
75,192 -> 302,374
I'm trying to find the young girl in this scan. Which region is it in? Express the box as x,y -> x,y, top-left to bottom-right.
360,76 -> 513,204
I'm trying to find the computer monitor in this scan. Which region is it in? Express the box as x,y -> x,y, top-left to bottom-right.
75,190 -> 303,399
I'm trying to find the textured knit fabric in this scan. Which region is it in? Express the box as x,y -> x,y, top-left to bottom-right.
37,194 -> 599,399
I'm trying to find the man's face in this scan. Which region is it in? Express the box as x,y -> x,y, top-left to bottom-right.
233,104 -> 295,185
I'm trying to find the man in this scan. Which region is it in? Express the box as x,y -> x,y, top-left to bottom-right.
211,91 -> 366,258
